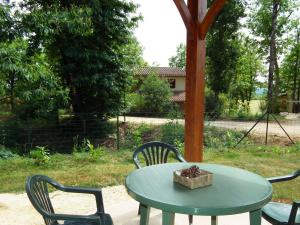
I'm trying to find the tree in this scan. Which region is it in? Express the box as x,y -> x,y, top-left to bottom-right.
21,0 -> 142,117
281,28 -> 300,112
139,72 -> 172,114
206,0 -> 245,98
0,3 -> 68,119
229,36 -> 263,104
0,38 -> 69,119
249,0 -> 298,112
168,43 -> 186,69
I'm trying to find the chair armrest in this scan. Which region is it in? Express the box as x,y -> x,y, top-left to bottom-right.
55,185 -> 105,214
267,169 -> 300,183
62,186 -> 101,195
177,155 -> 186,163
47,212 -> 102,223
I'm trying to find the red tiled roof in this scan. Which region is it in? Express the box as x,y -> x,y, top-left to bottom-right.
171,91 -> 185,102
136,67 -> 185,77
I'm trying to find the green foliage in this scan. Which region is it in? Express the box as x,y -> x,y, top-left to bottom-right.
0,38 -> 69,120
168,43 -> 186,69
174,139 -> 184,156
0,4 -> 19,42
0,145 -> 16,159
204,126 -> 246,149
205,88 -> 224,117
229,36 -> 264,104
29,146 -> 50,165
73,137 -> 104,160
139,72 -> 172,114
73,137 -> 93,152
125,92 -> 145,113
123,124 -> 151,149
206,0 -> 245,97
249,0 -> 299,113
280,29 -> 300,112
89,146 -> 104,161
21,0 -> 142,116
161,122 -> 184,145
249,0 -> 297,55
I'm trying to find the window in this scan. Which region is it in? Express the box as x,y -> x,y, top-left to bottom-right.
167,79 -> 176,89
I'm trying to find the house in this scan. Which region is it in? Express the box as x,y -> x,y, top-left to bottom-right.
136,67 -> 186,111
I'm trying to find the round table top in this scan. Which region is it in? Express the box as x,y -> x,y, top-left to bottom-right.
125,163 -> 272,216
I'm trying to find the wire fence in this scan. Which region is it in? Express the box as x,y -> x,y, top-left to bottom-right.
0,111 -> 299,154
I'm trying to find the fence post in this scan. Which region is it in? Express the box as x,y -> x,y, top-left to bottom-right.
117,115 -> 120,150
82,119 -> 87,135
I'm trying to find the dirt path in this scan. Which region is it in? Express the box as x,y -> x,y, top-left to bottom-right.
117,116 -> 300,138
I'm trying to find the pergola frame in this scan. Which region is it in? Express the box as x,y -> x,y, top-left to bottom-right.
173,0 -> 226,162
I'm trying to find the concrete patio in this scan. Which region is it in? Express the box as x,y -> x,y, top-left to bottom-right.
0,185 -> 271,225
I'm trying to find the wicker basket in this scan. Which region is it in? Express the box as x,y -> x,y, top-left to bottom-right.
173,169 -> 213,189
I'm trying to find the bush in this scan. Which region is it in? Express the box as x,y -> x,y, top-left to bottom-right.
0,145 -> 16,159
29,146 -> 50,165
204,126 -> 246,149
205,88 -> 224,118
138,72 -> 172,115
161,122 -> 184,145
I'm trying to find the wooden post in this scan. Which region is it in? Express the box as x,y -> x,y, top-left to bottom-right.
173,0 -> 226,162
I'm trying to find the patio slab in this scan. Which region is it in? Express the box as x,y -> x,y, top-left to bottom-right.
110,199 -> 272,225
0,185 -> 271,225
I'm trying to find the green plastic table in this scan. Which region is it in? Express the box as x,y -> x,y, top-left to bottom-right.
125,163 -> 272,225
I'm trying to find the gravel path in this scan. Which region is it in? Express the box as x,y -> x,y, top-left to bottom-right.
117,116 -> 300,137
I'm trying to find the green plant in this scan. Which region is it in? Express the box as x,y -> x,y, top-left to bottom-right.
161,122 -> 184,145
139,72 -> 172,114
174,139 -> 184,156
90,146 -> 105,161
204,126 -> 247,149
73,137 -> 94,153
0,145 -> 16,159
29,146 -> 50,165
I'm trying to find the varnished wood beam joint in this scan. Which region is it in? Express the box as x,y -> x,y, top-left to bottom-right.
173,0 -> 194,34
199,0 -> 227,39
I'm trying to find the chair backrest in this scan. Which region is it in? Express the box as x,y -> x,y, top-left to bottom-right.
133,141 -> 186,169
26,175 -> 59,225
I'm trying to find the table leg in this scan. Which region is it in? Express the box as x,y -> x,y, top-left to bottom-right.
211,216 -> 218,225
140,204 -> 150,225
162,211 -> 175,225
250,209 -> 262,225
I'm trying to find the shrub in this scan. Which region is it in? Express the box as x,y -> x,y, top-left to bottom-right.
204,126 -> 246,149
205,88 -> 224,118
161,122 -> 184,145
139,72 -> 172,115
29,146 -> 50,165
90,146 -> 105,161
0,145 -> 16,159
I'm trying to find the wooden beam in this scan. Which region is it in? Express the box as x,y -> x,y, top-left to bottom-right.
199,0 -> 227,39
184,0 -> 206,162
173,0 -> 226,162
173,0 -> 194,33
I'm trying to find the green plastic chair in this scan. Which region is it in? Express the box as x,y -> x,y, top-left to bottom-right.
133,141 -> 186,169
133,141 -> 193,224
26,175 -> 113,225
262,169 -> 300,225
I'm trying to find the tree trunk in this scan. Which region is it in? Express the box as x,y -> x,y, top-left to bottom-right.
267,0 -> 280,114
8,72 -> 15,112
293,30 -> 300,112
274,56 -> 280,112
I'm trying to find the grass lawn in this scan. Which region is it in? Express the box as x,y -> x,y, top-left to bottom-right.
0,146 -> 299,203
